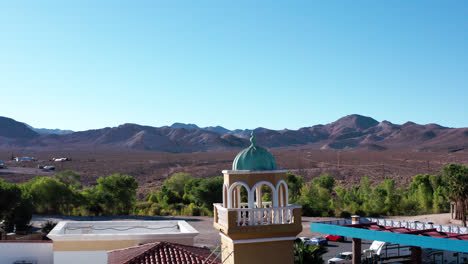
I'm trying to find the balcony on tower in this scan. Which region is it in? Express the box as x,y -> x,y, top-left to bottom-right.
214,169 -> 302,231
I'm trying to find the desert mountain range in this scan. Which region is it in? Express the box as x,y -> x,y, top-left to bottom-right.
0,115 -> 467,153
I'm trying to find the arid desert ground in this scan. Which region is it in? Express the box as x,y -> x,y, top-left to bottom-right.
1,150 -> 467,197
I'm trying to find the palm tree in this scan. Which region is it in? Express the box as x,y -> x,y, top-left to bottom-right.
294,239 -> 328,264
443,164 -> 468,227
41,221 -> 57,240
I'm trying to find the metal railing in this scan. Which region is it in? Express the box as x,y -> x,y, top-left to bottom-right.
366,218 -> 468,234
314,217 -> 468,235
316,219 -> 352,226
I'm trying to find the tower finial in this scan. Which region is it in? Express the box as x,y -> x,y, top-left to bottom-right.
250,131 -> 256,146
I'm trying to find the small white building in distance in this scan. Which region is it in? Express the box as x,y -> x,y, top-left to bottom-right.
15,157 -> 35,162
47,220 -> 199,264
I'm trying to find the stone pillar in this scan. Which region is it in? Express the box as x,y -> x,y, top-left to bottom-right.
256,186 -> 262,208
411,246 -> 422,264
352,238 -> 361,264
232,187 -> 237,208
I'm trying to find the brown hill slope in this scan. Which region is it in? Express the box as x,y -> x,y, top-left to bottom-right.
0,115 -> 467,152
0,117 -> 39,139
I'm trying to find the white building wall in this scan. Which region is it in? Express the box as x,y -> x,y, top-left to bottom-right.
0,242 -> 53,264
54,251 -> 107,264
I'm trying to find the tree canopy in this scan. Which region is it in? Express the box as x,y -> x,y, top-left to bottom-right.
0,180 -> 33,232
85,174 -> 138,215
54,170 -> 82,189
1,163 -> 465,227
443,164 -> 468,226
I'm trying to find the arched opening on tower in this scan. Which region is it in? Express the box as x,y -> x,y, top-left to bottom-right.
227,181 -> 251,209
276,180 -> 289,207
251,181 -> 277,208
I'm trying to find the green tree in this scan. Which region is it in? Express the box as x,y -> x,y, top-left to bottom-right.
147,191 -> 158,203
409,174 -> 434,212
54,170 -> 82,189
298,174 -> 335,216
0,180 -> 22,218
163,173 -> 191,198
443,164 -> 468,227
188,176 -> 223,209
9,191 -> 33,232
286,173 -> 304,203
371,186 -> 387,216
331,186 -> 348,216
299,183 -> 332,217
41,221 -> 57,240
312,174 -> 335,192
0,180 -> 33,232
429,174 -> 449,213
381,179 -> 399,215
82,187 -> 104,216
294,239 -> 327,264
183,178 -> 202,203
24,177 -> 78,214
156,185 -> 181,206
86,174 -> 138,215
359,176 -> 373,214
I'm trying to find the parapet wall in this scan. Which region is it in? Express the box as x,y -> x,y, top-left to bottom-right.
0,241 -> 53,264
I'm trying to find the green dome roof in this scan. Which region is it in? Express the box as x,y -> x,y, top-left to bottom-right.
232,132 -> 277,171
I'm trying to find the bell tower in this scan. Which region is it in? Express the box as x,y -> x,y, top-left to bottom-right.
213,132 -> 302,264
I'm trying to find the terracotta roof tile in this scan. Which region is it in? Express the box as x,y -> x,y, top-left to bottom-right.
108,242 -> 220,264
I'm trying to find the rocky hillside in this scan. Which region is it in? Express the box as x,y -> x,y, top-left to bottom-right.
251,115 -> 468,152
0,117 -> 39,139
0,115 -> 467,152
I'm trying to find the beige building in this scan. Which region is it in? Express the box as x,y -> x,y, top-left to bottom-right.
47,220 -> 199,264
213,132 -> 302,264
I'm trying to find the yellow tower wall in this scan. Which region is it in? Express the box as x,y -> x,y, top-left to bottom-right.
221,235 -> 295,264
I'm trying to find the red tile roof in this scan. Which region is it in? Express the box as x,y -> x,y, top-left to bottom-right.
108,242 -> 220,264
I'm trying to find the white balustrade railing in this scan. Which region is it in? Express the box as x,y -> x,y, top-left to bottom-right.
259,201 -> 273,208
215,204 -> 228,226
235,206 -> 299,226
214,203 -> 300,227
239,201 -> 273,208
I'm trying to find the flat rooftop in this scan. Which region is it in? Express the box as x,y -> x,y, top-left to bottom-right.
48,220 -> 199,241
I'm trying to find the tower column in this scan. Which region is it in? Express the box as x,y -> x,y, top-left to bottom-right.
248,191 -> 255,209
256,186 -> 262,208
278,184 -> 286,207
233,187 -> 238,208
237,185 -> 241,208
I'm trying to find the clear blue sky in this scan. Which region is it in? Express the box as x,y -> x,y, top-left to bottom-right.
1,1 -> 467,131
